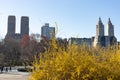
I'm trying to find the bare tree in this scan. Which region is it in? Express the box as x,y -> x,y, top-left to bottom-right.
0,53 -> 4,66
4,38 -> 21,66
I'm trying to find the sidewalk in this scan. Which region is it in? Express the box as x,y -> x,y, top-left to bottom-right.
0,70 -> 30,80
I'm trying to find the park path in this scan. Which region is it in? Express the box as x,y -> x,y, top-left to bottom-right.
0,69 -> 30,80
0,74 -> 30,80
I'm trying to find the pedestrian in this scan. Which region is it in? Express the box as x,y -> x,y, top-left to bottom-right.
5,67 -> 8,72
0,66 -> 1,73
1,66 -> 4,73
10,66 -> 12,71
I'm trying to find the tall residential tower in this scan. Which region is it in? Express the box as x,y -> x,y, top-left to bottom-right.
5,15 -> 29,39
94,17 -> 105,47
21,16 -> 29,37
6,16 -> 16,38
107,18 -> 114,37
96,17 -> 104,37
93,18 -> 117,47
41,23 -> 55,40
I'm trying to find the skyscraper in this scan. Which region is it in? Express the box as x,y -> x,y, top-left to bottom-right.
96,17 -> 104,37
21,16 -> 29,37
5,15 -> 29,39
93,17 -> 105,47
41,23 -> 55,40
93,17 -> 117,47
107,18 -> 114,37
6,16 -> 16,38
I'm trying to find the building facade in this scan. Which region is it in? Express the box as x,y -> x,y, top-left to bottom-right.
5,16 -> 29,39
96,17 -> 104,37
69,18 -> 117,48
6,16 -> 16,39
93,18 -> 117,47
21,16 -> 29,38
69,37 -> 92,47
41,23 -> 55,40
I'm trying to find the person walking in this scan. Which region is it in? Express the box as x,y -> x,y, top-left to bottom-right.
5,67 -> 8,72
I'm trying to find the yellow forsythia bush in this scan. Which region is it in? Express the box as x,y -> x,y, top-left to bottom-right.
30,39 -> 120,80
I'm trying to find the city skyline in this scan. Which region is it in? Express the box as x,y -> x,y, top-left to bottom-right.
0,0 -> 120,41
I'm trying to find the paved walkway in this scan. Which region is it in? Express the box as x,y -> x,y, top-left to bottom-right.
0,70 -> 30,80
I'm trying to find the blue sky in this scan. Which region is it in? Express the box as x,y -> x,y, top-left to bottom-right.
0,0 -> 120,41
